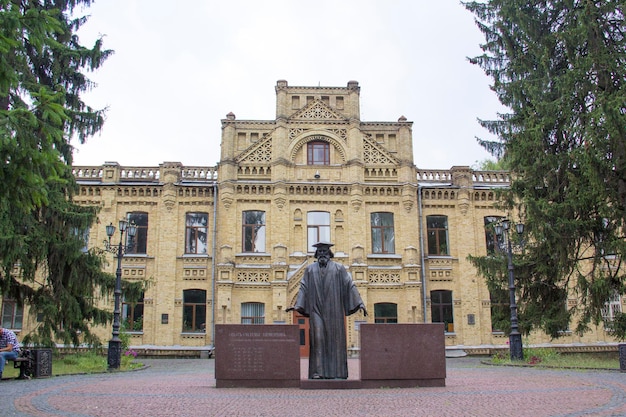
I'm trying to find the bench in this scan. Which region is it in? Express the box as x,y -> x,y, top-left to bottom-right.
10,351 -> 32,379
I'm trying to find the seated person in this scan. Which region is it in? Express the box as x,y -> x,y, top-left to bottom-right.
0,327 -> 21,380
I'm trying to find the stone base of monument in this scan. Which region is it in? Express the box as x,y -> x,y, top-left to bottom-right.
215,324 -> 301,388
300,379 -> 362,389
215,323 -> 446,389
358,323 -> 446,388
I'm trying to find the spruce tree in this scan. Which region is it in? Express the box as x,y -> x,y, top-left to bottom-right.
0,1 -> 138,347
465,1 -> 626,339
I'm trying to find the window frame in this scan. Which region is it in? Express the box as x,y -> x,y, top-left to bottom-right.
182,289 -> 207,333
127,212 -> 148,255
122,293 -> 144,332
1,299 -> 23,329
602,292 -> 623,327
430,290 -> 454,332
307,211 -> 330,252
374,302 -> 398,323
484,216 -> 505,255
307,140 -> 330,165
185,212 -> 209,254
489,288 -> 509,333
371,212 -> 395,254
242,210 -> 266,253
241,302 -> 265,324
426,215 -> 449,256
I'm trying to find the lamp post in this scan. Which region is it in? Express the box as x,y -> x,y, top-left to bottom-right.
103,219 -> 137,370
494,219 -> 525,361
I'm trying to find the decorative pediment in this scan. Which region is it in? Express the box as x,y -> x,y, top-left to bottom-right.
289,128 -> 347,142
363,135 -> 399,165
236,131 -> 273,164
291,100 -> 346,121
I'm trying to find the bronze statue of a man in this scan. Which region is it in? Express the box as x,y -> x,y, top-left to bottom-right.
287,242 -> 367,379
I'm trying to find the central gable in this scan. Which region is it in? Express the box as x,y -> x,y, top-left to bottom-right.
291,100 -> 347,121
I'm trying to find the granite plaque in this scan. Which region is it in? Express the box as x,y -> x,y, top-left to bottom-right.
215,324 -> 300,388
359,323 -> 446,387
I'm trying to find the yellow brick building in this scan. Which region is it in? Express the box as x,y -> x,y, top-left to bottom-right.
6,80 -> 621,353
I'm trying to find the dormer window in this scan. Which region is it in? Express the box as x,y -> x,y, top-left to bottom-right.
307,141 -> 330,165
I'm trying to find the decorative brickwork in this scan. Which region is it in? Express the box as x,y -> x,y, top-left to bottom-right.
28,80 -> 617,352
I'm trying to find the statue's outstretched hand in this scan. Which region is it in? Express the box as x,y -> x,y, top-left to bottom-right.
360,304 -> 368,317
285,306 -> 295,312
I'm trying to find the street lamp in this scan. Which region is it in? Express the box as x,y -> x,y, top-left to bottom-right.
103,219 -> 137,370
494,219 -> 525,361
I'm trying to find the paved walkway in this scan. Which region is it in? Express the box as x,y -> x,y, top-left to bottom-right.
1,358 -> 625,417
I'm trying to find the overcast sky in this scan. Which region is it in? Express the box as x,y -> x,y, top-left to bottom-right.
71,0 -> 505,170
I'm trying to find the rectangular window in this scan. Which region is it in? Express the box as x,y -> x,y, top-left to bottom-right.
72,227 -> 90,253
122,293 -> 144,332
241,302 -> 265,324
374,303 -> 398,323
371,212 -> 395,254
307,141 -> 330,165
484,216 -> 504,255
307,211 -> 330,252
427,215 -> 449,256
242,211 -> 266,252
489,289 -> 509,333
185,212 -> 208,254
597,217 -> 617,257
431,290 -> 454,332
1,299 -> 23,329
183,289 -> 206,332
602,292 -> 622,327
127,212 -> 148,254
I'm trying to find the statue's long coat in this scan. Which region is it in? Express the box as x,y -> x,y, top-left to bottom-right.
294,260 -> 364,379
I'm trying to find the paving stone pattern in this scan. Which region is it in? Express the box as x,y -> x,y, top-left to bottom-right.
1,358 -> 625,417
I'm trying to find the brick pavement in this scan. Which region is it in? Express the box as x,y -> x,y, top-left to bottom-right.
0,357 -> 625,417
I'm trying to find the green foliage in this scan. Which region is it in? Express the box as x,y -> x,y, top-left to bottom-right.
0,1 -> 126,347
473,158 -> 509,171
525,347 -> 560,365
465,0 -> 626,339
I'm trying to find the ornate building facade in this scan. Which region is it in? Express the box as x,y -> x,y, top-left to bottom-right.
5,80 -> 622,353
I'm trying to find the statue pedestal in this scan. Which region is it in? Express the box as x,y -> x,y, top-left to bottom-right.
215,323 -> 446,388
215,324 -> 300,388
359,323 -> 446,387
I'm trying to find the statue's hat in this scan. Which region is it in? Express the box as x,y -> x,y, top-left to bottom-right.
313,241 -> 334,248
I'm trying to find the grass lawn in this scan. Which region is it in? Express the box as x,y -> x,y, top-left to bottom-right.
489,348 -> 621,370
2,352 -> 143,379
